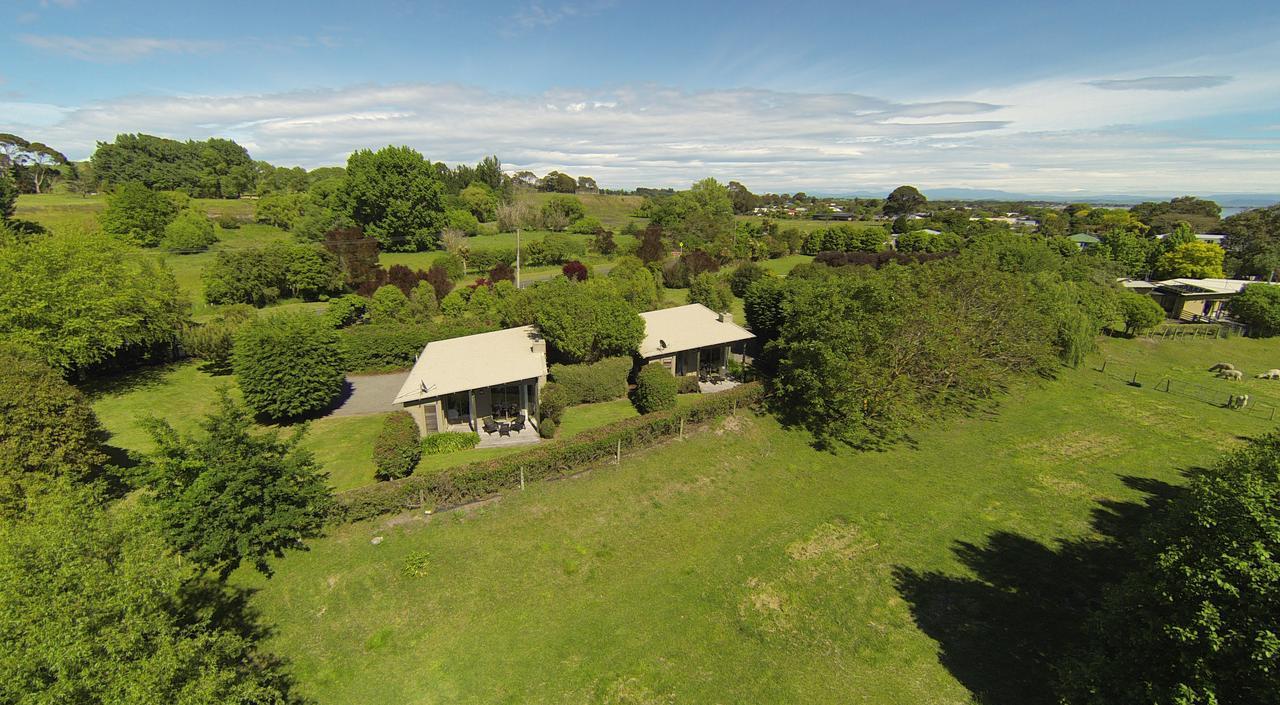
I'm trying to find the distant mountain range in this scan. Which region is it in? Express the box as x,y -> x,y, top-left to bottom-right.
831,188 -> 1279,208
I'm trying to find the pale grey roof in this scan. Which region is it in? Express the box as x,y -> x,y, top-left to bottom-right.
1155,278 -> 1274,295
394,325 -> 547,404
639,303 -> 755,359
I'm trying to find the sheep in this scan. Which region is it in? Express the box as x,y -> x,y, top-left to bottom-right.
1208,363 -> 1236,372
1228,394 -> 1252,409
1257,369 -> 1280,380
1218,369 -> 1244,381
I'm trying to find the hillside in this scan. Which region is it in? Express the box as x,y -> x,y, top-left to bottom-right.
237,336 -> 1280,704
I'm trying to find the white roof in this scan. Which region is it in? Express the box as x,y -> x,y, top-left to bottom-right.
393,325 -> 547,404
1119,278 -> 1156,290
1155,278 -> 1269,295
639,303 -> 755,359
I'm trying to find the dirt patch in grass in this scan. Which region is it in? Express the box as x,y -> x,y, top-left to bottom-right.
741,577 -> 791,633
786,520 -> 878,562
1021,430 -> 1127,461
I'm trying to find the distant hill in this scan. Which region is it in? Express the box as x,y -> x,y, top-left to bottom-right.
826,188 -> 1279,208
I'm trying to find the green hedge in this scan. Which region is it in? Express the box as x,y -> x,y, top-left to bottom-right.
677,375 -> 701,394
373,412 -> 421,480
633,362 -> 677,414
422,431 -> 479,455
549,356 -> 631,404
339,320 -> 499,373
331,382 -> 763,523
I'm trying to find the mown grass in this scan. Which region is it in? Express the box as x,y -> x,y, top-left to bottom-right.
520,191 -> 648,229
235,335 -> 1279,704
734,214 -> 881,232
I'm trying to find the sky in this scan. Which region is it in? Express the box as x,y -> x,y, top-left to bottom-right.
4,0 -> 1280,196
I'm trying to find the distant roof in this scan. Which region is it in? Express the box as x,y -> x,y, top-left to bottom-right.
1119,278 -> 1156,290
393,325 -> 547,404
1069,233 -> 1101,243
639,303 -> 755,359
1154,278 -> 1272,296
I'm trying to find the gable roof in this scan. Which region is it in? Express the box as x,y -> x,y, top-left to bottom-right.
638,303 -> 755,359
393,325 -> 547,404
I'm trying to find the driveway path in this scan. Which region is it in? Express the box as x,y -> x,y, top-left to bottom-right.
327,371 -> 410,417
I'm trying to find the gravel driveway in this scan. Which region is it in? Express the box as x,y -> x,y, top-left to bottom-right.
327,372 -> 410,417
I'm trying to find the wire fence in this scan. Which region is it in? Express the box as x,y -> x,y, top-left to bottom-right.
1144,321 -> 1248,340
1097,360 -> 1280,421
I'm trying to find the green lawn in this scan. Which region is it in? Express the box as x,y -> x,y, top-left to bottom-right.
734,215 -> 881,232
759,253 -> 813,276
521,191 -> 648,229
236,335 -> 1280,704
557,396 -> 698,439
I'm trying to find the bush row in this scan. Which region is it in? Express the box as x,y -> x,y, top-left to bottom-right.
421,431 -> 480,455
338,320 -> 499,373
331,382 -> 763,523
548,356 -> 632,404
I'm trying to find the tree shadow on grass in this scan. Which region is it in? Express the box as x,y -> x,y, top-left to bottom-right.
253,379 -> 356,428
181,578 -> 312,704
78,362 -> 178,401
892,474 -> 1187,705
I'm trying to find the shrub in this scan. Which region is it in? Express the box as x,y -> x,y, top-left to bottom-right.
338,320 -> 499,373
435,252 -> 465,280
0,346 -> 107,514
373,412 -> 422,480
181,306 -> 257,373
490,261 -> 515,284
590,230 -> 617,255
728,261 -> 768,297
541,195 -> 586,231
567,216 -> 604,234
99,182 -> 178,247
1117,290 -> 1165,335
539,382 -> 570,424
688,272 -> 733,312
549,356 -> 631,404
160,209 -> 218,252
538,418 -> 558,439
329,383 -> 762,523
677,375 -> 701,394
421,432 -> 480,456
203,243 -> 341,306
324,294 -> 368,328
232,311 -> 346,419
426,263 -> 455,301
1228,283 -> 1280,337
633,362 -> 677,414
368,284 -> 412,323
562,260 -> 588,281
215,213 -> 241,229
445,208 -> 482,236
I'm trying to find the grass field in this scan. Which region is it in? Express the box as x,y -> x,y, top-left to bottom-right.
235,335 -> 1280,704
734,215 -> 881,232
521,191 -> 648,229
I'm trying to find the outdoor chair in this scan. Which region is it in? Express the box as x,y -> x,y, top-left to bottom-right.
482,417 -> 499,435
511,415 -> 526,432
499,423 -> 511,437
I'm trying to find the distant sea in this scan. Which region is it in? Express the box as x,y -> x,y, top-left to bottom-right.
1221,206 -> 1252,217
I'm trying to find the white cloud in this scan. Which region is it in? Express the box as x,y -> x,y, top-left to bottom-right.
504,0 -> 617,34
18,34 -> 224,62
1085,75 -> 1232,91
9,80 -> 1280,194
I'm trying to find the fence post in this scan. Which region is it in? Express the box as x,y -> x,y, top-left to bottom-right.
1100,359 -> 1108,373
1272,406 -> 1276,421
520,468 -> 525,490
679,417 -> 684,439
1131,371 -> 1139,385
615,439 -> 620,464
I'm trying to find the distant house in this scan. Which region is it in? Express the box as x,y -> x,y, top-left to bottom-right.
393,326 -> 547,437
1154,232 -> 1227,246
638,304 -> 755,376
1068,233 -> 1101,249
1150,278 -> 1272,321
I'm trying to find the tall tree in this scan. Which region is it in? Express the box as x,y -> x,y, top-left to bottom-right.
343,146 -> 446,251
883,185 -> 926,218
140,390 -> 332,578
0,230 -> 188,374
0,481 -> 305,703
23,142 -> 67,194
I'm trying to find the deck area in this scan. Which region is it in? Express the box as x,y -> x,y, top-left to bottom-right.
475,425 -> 542,448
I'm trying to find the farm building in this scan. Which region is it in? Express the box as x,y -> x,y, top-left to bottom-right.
638,304 -> 755,377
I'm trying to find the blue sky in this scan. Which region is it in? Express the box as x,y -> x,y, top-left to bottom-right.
4,0 -> 1280,194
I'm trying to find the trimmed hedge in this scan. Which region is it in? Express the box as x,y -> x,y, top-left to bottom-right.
538,382 -> 570,424
331,382 -> 763,523
373,412 -> 422,480
677,375 -> 701,394
548,356 -> 631,404
422,431 -> 479,455
633,362 -> 677,414
339,319 -> 499,373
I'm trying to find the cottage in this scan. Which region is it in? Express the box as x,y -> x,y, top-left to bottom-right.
1150,278 -> 1268,321
393,325 -> 547,436
1068,233 -> 1101,249
638,303 -> 755,376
